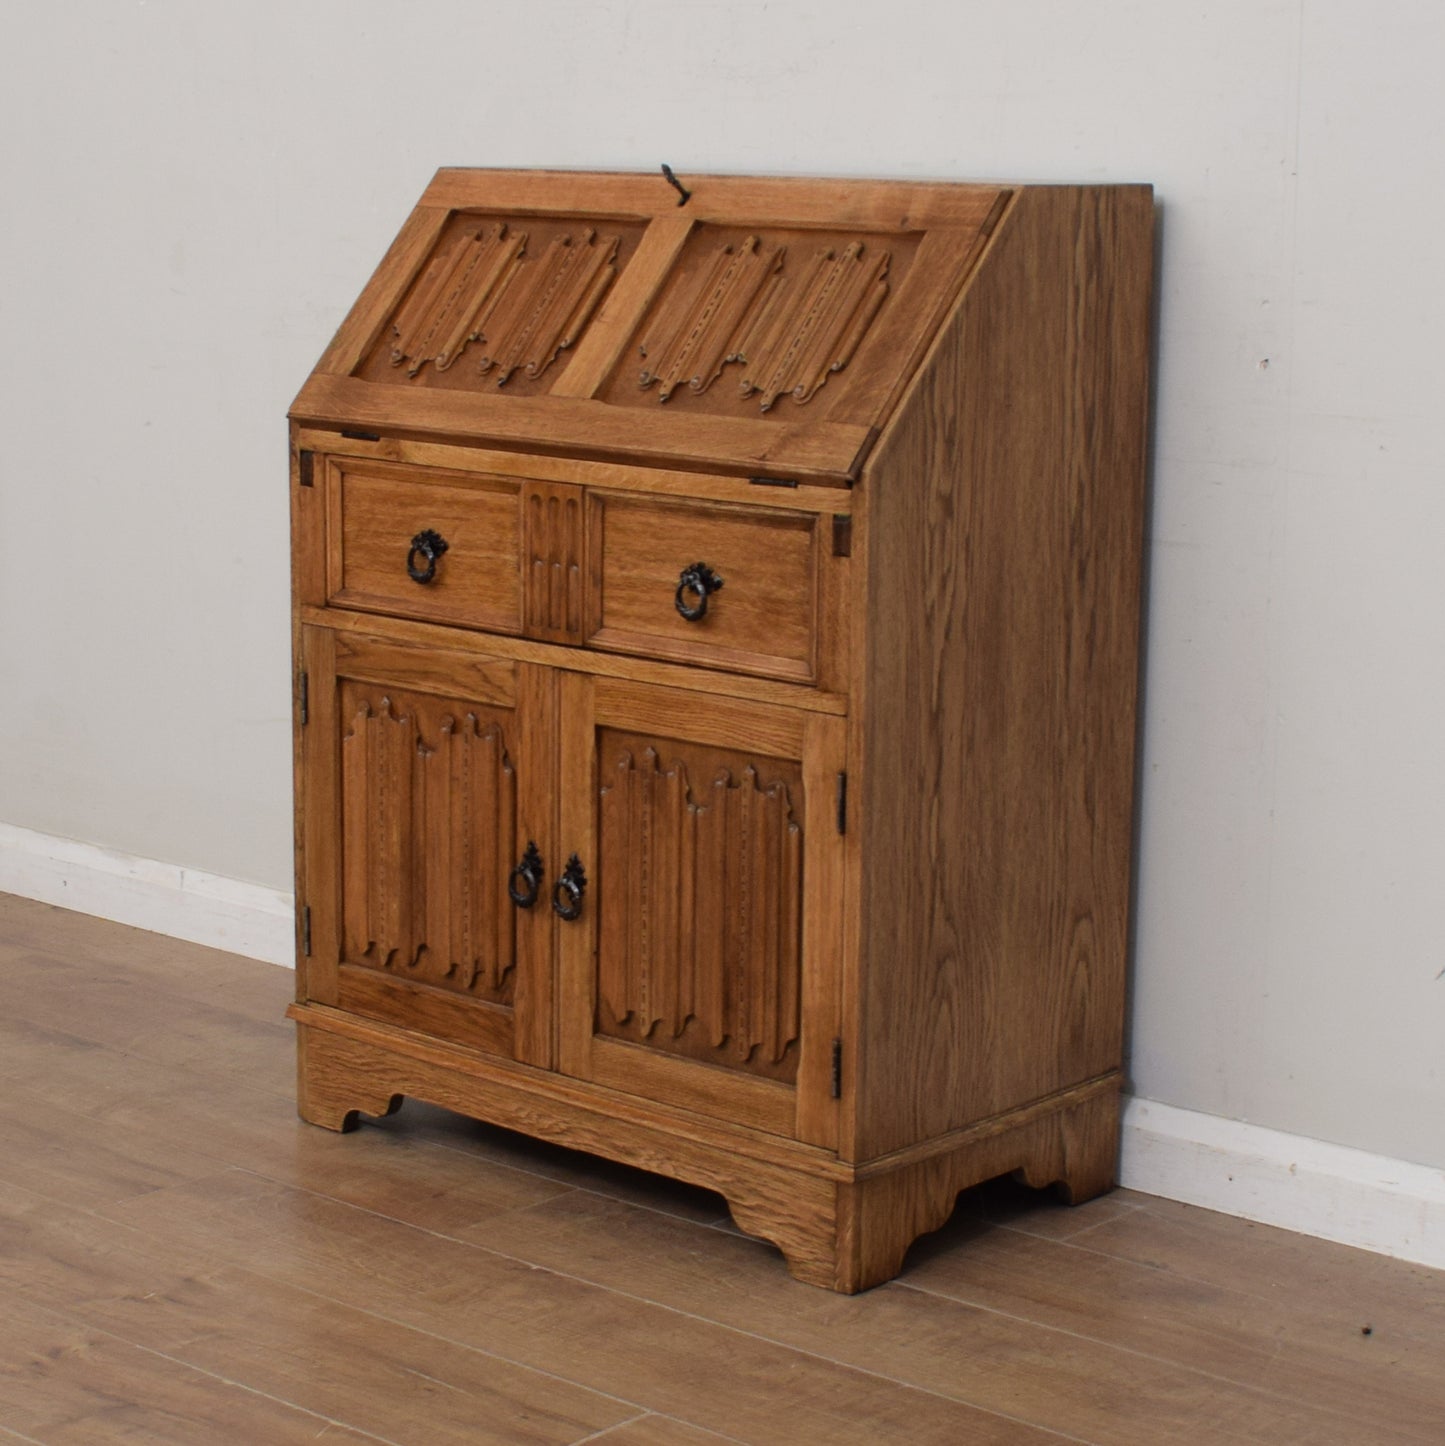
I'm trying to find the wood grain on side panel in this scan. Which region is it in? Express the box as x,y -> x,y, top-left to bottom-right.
855,186 -> 1154,1160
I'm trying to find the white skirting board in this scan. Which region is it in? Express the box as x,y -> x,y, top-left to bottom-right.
1120,1097 -> 1445,1270
0,821 -> 295,968
2,821 -> 1441,1270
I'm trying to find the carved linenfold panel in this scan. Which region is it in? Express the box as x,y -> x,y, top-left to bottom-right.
635,234 -> 891,412
596,741 -> 804,1082
381,219 -> 623,387
387,222 -> 525,375
340,684 -> 517,1004
638,236 -> 784,403
522,481 -> 584,644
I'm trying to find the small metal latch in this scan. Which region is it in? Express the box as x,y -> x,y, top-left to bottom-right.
661,163 -> 691,206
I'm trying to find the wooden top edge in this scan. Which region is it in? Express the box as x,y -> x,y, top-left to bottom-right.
425,165 -> 1015,187
422,166 -> 1151,192
421,166 -> 1156,187
420,167 -> 1015,228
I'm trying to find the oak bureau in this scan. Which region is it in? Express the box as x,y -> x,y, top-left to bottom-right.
288,168 -> 1154,1290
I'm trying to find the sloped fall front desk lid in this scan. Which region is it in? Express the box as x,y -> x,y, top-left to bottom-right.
290,168 -> 1011,485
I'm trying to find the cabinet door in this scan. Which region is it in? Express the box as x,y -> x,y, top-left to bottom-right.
556,674 -> 845,1146
299,626 -> 554,1066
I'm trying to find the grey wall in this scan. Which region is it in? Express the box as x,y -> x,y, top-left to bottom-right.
1,2 -> 1440,1168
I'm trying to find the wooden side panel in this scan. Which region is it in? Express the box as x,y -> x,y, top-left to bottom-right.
855,186 -> 1154,1160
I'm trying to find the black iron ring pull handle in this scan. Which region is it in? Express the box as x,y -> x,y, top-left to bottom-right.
507,841 -> 543,909
407,529 -> 449,584
674,561 -> 724,622
552,853 -> 587,921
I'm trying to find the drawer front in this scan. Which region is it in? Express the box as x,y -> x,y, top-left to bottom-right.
328,459 -> 523,633
586,491 -> 820,683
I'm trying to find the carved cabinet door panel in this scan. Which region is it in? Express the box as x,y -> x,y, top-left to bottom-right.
555,673 -> 845,1146
299,626 -> 554,1067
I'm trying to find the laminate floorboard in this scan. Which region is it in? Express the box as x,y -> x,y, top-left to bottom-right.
2,894 -> 1441,1445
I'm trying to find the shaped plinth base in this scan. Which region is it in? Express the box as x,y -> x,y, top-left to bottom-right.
291,1003 -> 1118,1292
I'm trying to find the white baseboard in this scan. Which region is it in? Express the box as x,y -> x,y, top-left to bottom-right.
0,821 -> 295,968
2,821 -> 1441,1269
1121,1096 -> 1445,1270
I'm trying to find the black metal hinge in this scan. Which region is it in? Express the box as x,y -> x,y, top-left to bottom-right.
301,904 -> 312,957
298,450 -> 314,488
831,1038 -> 843,1099
832,514 -> 852,557
835,772 -> 848,834
299,672 -> 309,726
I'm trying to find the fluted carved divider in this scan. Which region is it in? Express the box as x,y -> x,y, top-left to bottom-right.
596,745 -> 804,1082
340,685 -> 517,1003
522,482 -> 585,644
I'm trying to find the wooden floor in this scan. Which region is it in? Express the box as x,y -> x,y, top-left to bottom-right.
1,895 -> 1442,1445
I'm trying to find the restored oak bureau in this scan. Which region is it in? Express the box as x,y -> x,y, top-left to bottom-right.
288,168 -> 1154,1291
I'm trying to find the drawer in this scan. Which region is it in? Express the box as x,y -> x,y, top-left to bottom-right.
326,459 -> 523,634
586,491 -> 822,683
